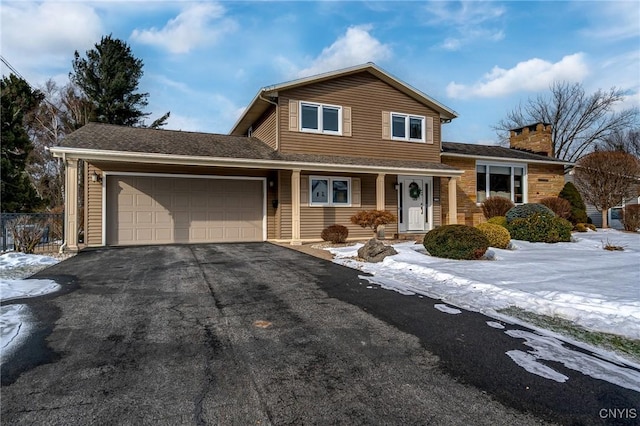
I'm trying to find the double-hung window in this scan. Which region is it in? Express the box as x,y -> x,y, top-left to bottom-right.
300,102 -> 342,135
310,176 -> 351,206
476,163 -> 526,204
391,113 -> 425,142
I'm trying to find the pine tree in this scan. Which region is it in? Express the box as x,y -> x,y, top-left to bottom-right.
1,74 -> 45,212
558,182 -> 587,224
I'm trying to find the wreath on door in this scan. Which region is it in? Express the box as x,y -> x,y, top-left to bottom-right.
409,182 -> 422,200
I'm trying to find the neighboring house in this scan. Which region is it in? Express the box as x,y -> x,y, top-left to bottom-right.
50,63 -> 570,251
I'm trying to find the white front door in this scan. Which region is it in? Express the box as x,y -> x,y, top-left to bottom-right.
398,176 -> 432,232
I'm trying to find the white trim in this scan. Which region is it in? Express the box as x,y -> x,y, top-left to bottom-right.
442,152 -> 572,166
299,101 -> 342,135
50,146 -> 464,177
308,175 -> 352,207
390,112 -> 425,143
101,172 -> 267,246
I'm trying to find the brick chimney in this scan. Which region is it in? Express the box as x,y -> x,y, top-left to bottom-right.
509,122 -> 553,157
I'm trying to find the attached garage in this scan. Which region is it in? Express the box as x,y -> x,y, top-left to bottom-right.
105,174 -> 265,245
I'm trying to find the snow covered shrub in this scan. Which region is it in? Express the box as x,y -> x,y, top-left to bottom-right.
487,216 -> 508,228
481,196 -> 515,219
574,223 -> 588,233
423,225 -> 489,260
321,224 -> 349,243
540,197 -> 571,220
350,210 -> 397,235
475,222 -> 511,249
558,182 -> 587,224
621,205 -> 640,232
507,213 -> 572,243
505,203 -> 555,223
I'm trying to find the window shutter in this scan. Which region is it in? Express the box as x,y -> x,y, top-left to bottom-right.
382,111 -> 390,140
289,100 -> 299,131
426,116 -> 434,144
343,106 -> 352,137
300,176 -> 309,205
352,178 -> 361,207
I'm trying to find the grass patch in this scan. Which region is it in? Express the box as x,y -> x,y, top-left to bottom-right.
499,307 -> 640,363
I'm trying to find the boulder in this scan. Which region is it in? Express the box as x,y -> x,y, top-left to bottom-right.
357,238 -> 398,263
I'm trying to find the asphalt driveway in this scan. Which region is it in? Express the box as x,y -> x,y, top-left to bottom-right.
1,243 -> 636,424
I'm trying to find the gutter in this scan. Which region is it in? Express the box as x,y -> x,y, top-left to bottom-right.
50,146 -> 464,178
441,152 -> 573,166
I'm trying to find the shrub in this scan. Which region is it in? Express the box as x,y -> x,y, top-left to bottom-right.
507,213 -> 572,243
505,203 -> 555,223
574,223 -> 596,232
621,205 -> 640,232
558,182 -> 587,224
481,196 -> 515,219
321,224 -> 349,243
487,216 -> 508,228
350,210 -> 397,235
475,222 -> 511,249
8,216 -> 47,254
540,197 -> 571,220
423,225 -> 489,260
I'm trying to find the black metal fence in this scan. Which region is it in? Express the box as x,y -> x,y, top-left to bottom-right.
1,213 -> 64,253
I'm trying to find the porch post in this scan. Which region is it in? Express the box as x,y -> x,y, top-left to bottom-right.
448,177 -> 458,225
63,158 -> 79,252
291,169 -> 302,245
376,173 -> 386,210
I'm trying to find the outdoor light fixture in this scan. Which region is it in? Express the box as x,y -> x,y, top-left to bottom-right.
91,171 -> 103,183
394,183 -> 400,191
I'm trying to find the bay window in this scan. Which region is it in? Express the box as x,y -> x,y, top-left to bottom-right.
476,163 -> 526,204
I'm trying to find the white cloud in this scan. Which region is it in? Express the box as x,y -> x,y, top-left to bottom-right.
0,1 -> 102,79
446,53 -> 589,99
296,25 -> 392,78
427,1 -> 505,50
131,3 -> 237,54
580,1 -> 640,41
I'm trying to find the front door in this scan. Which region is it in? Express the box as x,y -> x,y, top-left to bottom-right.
398,176 -> 432,232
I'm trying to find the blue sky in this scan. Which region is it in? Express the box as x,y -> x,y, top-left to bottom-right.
2,1 -> 638,144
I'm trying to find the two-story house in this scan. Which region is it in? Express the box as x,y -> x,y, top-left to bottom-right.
51,63 -> 569,251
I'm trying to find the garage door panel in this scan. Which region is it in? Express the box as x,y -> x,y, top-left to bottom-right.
107,176 -> 263,245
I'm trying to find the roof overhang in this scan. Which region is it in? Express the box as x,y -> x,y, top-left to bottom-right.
441,152 -> 573,167
230,62 -> 458,136
51,146 -> 464,178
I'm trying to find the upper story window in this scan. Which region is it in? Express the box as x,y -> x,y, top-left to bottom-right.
476,162 -> 526,204
300,102 -> 342,135
391,113 -> 425,142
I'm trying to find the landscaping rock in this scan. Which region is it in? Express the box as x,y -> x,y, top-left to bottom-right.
357,238 -> 397,263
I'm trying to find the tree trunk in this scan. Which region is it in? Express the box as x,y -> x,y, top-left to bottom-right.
601,208 -> 609,228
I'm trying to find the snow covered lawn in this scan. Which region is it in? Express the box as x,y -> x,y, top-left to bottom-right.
328,229 -> 640,340
1,252 -> 62,360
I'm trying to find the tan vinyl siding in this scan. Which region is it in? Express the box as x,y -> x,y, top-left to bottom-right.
278,72 -> 442,162
432,177 -> 441,227
86,163 -> 103,246
278,170 -> 292,239
252,105 -> 277,149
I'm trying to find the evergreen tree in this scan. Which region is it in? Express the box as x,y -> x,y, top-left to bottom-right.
1,74 -> 45,212
558,182 -> 587,225
70,35 -> 156,126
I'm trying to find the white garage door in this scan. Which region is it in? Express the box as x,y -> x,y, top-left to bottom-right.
106,175 -> 264,245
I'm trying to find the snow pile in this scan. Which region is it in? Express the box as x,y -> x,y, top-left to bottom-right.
1,252 -> 61,360
329,229 -> 640,340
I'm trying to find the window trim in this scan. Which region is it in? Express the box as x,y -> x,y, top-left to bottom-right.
300,102 -> 343,135
475,161 -> 527,205
309,175 -> 352,207
390,112 -> 425,142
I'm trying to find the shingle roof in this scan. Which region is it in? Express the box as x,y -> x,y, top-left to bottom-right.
57,122 -> 458,172
442,141 -> 569,164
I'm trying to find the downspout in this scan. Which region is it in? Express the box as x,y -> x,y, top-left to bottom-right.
258,91 -> 279,150
59,152 -> 68,253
